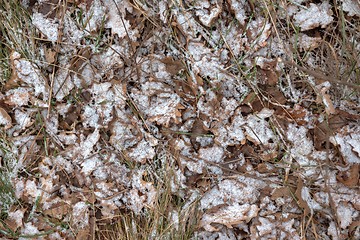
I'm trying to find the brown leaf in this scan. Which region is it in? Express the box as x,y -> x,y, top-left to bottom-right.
271,187 -> 293,200
76,229 -> 90,240
260,148 -> 278,161
4,51 -> 21,90
44,203 -> 70,220
295,177 -> 311,216
320,88 -> 336,115
0,107 -> 12,129
288,105 -> 307,125
3,208 -> 26,232
314,114 -> 348,150
349,221 -> 360,237
45,47 -> 56,64
160,56 -> 185,75
337,164 -> 359,187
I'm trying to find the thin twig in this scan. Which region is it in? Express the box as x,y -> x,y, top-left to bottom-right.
282,59 -> 360,89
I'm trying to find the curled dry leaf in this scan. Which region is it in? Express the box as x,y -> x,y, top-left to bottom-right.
0,107 -> 12,129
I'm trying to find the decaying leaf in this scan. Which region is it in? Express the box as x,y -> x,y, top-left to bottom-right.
1,0 -> 359,238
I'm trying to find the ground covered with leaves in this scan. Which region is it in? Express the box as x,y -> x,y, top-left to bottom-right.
0,0 -> 359,239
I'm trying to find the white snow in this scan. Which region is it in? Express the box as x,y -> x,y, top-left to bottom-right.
330,125 -> 360,164
81,156 -> 102,176
293,2 -> 333,31
32,13 -> 58,42
19,222 -> 40,240
80,128 -> 100,158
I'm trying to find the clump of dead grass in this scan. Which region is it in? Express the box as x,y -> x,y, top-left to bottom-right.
96,149 -> 200,240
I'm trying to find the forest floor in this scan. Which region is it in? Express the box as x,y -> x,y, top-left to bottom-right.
0,0 -> 359,239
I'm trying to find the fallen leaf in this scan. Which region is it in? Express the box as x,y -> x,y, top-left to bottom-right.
0,107 -> 12,129
295,177 -> 311,216
44,202 -> 70,220
160,56 -> 185,75
337,164 -> 359,187
45,47 -> 56,64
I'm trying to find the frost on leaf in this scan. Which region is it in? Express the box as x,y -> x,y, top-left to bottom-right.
294,33 -> 322,51
251,216 -> 300,240
244,108 -> 275,146
11,52 -> 49,101
293,2 -> 333,31
82,0 -> 107,32
193,0 -> 222,27
200,203 -> 259,232
131,81 -> 183,127
5,88 -> 31,107
128,139 -> 156,163
330,125 -> 360,164
72,201 -> 90,229
32,13 -> 58,42
227,0 -> 249,25
199,177 -> 266,231
110,119 -> 140,150
79,128 -> 100,158
91,45 -> 125,75
103,0 -> 139,40
20,222 -> 40,240
341,0 -> 360,17
247,18 -> 272,50
123,170 -> 157,214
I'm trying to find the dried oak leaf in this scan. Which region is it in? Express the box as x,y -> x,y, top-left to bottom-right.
160,56 -> 185,75
44,202 -> 71,220
45,47 -> 56,64
271,187 -> 293,200
255,57 -> 279,86
76,229 -> 90,240
314,114 -> 348,150
336,164 -> 359,187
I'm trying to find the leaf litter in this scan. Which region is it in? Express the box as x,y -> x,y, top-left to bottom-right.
0,0 -> 359,239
